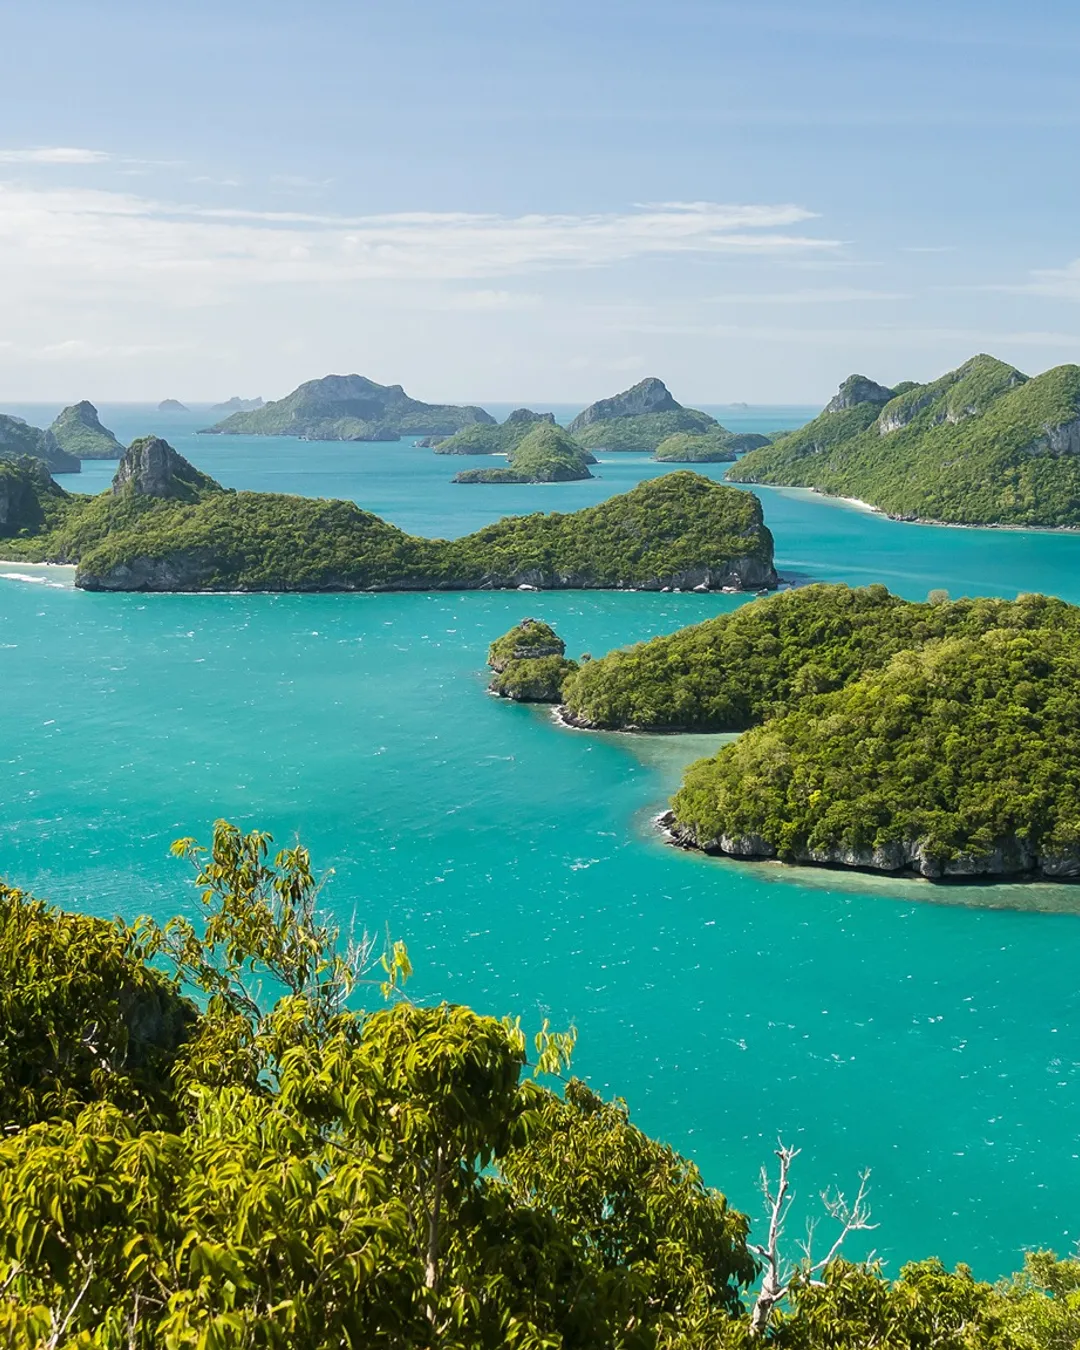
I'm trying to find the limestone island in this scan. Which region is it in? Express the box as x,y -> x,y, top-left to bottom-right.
653,429 -> 771,463
487,618 -> 579,701
0,414 -> 79,474
158,399 -> 188,413
730,354 -> 1080,527
567,377 -> 719,452
543,582 -> 1080,880
209,396 -> 264,413
49,401 -> 124,459
0,440 -> 777,594
427,407 -> 556,454
452,424 -> 596,484
199,374 -> 495,442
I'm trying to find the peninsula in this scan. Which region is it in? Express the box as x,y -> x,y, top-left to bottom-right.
730,354 -> 1080,527
49,401 -> 124,459
2,440 -> 777,593
200,374 -> 495,441
568,377 -> 718,451
452,423 -> 596,483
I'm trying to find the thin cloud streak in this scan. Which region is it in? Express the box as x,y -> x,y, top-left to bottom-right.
0,147 -> 110,164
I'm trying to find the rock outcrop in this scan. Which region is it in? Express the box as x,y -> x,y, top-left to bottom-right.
49,401 -> 124,459
823,374 -> 894,414
569,377 -> 680,431
111,437 -> 221,502
0,457 -> 66,535
487,619 -> 578,702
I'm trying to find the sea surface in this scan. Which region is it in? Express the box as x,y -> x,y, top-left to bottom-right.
4,401 -> 1080,1278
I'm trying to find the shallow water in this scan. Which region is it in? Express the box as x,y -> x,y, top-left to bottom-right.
3,403 -> 1080,1278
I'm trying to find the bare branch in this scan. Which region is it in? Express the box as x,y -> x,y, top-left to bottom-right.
47,1257 -> 94,1349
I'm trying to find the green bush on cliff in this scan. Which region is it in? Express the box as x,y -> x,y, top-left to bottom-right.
561,583 -> 1080,730
731,354 -> 1080,526
670,628 -> 1080,873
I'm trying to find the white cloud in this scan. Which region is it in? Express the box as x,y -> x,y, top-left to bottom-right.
705,288 -> 909,304
0,147 -> 110,164
0,183 -> 838,303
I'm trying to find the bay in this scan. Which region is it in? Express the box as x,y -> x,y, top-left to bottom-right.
3,401 -> 1080,1278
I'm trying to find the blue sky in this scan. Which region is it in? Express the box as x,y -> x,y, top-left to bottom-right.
2,0 -> 1080,403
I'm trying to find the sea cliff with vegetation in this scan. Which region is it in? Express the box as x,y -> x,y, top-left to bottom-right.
487,617 -> 580,700
730,354 -> 1080,527
48,401 -> 123,459
1,440 -> 777,594
452,423 -> 596,484
201,373 -> 495,441
542,583 -> 1080,879
568,377 -> 720,451
0,414 -> 79,474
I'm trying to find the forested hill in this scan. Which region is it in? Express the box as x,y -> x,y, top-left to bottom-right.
1,440 -> 777,594
729,354 -> 1080,527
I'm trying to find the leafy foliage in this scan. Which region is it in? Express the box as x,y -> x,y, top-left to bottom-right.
730,354 -> 1080,527
488,619 -> 578,701
670,629 -> 1080,874
561,583 -> 1080,731
0,459 -> 73,539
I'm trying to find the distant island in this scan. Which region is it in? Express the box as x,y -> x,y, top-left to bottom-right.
452,424 -> 596,484
567,377 -> 718,451
209,396 -> 264,413
199,374 -> 496,441
158,399 -> 188,413
0,415 -> 79,474
0,440 -> 777,593
491,583 -> 1080,880
730,354 -> 1080,527
429,408 -> 556,454
49,401 -> 124,459
653,429 -> 771,463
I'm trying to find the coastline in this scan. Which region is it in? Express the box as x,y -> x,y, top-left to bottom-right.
0,560 -> 77,588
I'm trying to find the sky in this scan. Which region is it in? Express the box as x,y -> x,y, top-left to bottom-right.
2,0 -> 1080,404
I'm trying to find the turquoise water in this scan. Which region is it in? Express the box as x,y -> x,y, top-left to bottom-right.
4,403 -> 1080,1279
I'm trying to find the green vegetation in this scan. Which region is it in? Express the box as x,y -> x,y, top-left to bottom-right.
670,628 -> 1080,877
654,430 -> 772,461
0,415 -> 79,475
487,618 -> 579,701
568,377 -> 719,451
48,401 -> 123,459
7,822 -> 1080,1345
433,408 -> 556,454
731,354 -> 1080,527
454,424 -> 596,484
203,374 -> 495,441
3,446 -> 776,593
0,458 -> 72,540
561,583 -> 1080,730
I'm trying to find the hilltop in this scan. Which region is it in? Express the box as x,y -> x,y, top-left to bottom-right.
730,354 -> 1080,527
201,374 -> 495,441
48,401 -> 124,459
209,396 -> 263,413
430,407 -> 556,454
452,423 -> 596,483
568,377 -> 718,451
2,441 -> 776,593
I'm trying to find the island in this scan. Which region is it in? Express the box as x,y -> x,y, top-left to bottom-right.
653,429 -> 772,463
521,581 -> 1080,880
1,440 -> 778,593
209,396 -> 264,413
429,408 -> 557,454
0,414 -> 79,474
567,377 -> 719,451
452,424 -> 596,484
49,401 -> 124,459
487,618 -> 580,700
729,354 -> 1080,527
198,374 -> 496,441
158,399 -> 188,412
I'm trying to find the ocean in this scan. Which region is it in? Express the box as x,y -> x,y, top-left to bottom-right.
3,400 -> 1080,1277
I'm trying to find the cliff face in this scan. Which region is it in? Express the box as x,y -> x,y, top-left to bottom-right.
111,437 -> 221,502
823,374 -> 894,413
0,458 -> 66,536
569,377 -> 680,431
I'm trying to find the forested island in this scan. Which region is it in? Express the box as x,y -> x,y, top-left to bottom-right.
492,584 -> 1080,880
201,373 -> 495,441
48,400 -> 124,459
730,354 -> 1080,527
0,439 -> 777,592
6,821 -> 1078,1345
568,377 -> 719,451
0,414 -> 79,474
429,407 -> 556,454
452,423 -> 596,483
487,617 -> 580,699
654,429 -> 772,463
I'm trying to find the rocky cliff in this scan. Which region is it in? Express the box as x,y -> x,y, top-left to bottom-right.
0,416 -> 79,475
